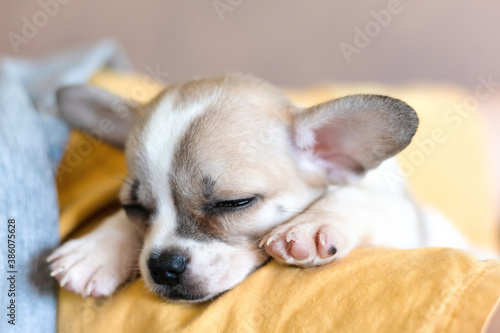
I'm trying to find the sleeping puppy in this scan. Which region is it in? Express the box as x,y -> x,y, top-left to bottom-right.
47,74 -> 471,302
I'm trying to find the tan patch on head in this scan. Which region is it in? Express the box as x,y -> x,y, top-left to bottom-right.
168,75 -> 297,241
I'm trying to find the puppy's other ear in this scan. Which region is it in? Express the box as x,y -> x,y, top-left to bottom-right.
56,85 -> 137,149
292,94 -> 418,184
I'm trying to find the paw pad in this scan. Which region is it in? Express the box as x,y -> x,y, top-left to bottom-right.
260,223 -> 345,267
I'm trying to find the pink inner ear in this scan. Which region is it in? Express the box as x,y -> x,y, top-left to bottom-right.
312,125 -> 365,183
295,94 -> 417,184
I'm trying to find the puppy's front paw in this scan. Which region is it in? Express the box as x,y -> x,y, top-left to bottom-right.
47,228 -> 139,297
260,221 -> 357,267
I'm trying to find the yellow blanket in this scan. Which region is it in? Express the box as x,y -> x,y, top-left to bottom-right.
56,71 -> 500,332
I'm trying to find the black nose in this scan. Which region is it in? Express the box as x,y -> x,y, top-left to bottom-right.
148,251 -> 188,286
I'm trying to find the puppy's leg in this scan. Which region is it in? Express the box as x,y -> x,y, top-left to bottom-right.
261,185 -> 418,267
47,210 -> 142,297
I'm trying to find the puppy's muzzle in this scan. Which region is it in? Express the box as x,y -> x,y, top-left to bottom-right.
148,250 -> 188,286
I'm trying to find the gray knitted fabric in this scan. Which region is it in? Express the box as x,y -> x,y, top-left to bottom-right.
0,40 -> 131,333
0,74 -> 68,333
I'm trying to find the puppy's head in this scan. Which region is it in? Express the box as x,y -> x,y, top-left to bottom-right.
57,74 -> 417,301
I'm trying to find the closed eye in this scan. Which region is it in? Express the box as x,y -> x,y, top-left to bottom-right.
215,198 -> 254,208
208,196 -> 256,214
122,204 -> 152,224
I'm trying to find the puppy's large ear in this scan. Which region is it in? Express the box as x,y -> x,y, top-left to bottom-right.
56,85 -> 137,149
292,94 -> 418,184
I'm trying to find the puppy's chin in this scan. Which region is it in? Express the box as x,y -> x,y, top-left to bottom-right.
158,290 -> 217,303
146,280 -> 222,303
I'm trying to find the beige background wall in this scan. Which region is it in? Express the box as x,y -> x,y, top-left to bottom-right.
2,1 -> 500,219
1,0 -> 500,88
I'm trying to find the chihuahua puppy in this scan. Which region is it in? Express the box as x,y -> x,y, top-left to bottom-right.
47,74 -> 470,302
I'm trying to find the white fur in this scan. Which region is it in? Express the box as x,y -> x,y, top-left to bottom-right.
47,211 -> 141,297
140,93 -> 206,197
